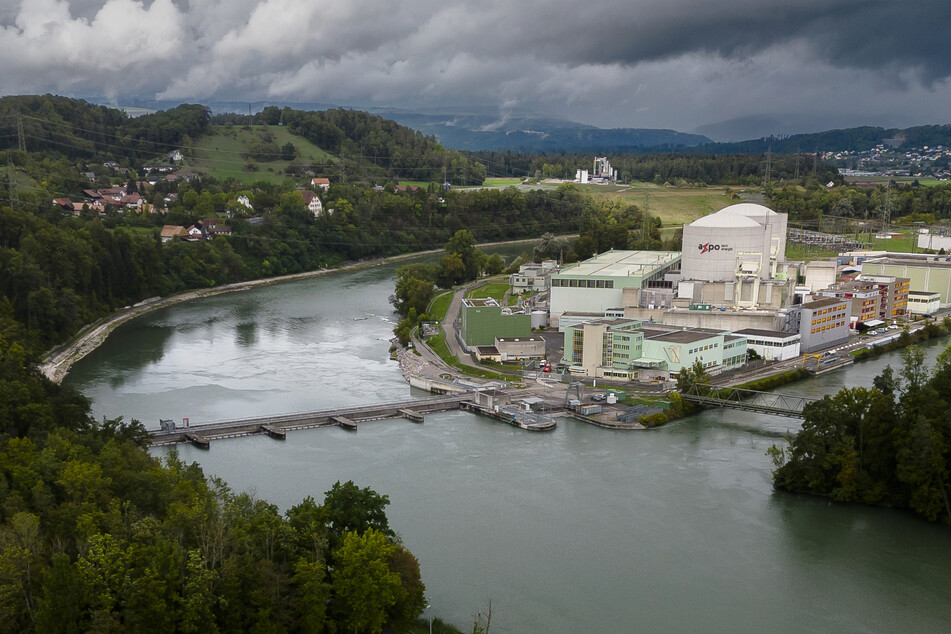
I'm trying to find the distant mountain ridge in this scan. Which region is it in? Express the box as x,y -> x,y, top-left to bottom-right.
696,125 -> 951,154
374,108 -> 711,151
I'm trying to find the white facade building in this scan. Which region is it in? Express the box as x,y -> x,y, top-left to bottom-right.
734,328 -> 801,361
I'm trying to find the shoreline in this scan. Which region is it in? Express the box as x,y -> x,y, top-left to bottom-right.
38,251 -> 439,384
38,237 -> 549,384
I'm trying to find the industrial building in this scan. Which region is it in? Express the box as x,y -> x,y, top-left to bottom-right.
459,298 -> 531,348
473,336 -> 546,363
679,203 -> 792,303
509,260 -> 559,292
800,297 -> 851,353
734,329 -> 801,361
815,279 -> 882,326
908,291 -> 940,317
549,250 -> 681,327
861,253 -> 951,306
561,318 -> 747,380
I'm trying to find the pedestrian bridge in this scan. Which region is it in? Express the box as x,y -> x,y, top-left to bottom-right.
680,384 -> 820,419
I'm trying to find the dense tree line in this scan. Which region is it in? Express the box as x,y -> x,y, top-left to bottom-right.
0,95 -> 209,162
770,333 -> 951,523
768,180 -> 951,223
468,150 -> 839,185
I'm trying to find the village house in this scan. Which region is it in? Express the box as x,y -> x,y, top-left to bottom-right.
302,190 -> 324,216
311,177 -> 330,190
160,225 -> 187,243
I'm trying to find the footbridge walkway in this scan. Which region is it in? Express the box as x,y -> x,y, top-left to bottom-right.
680,384 -> 820,419
150,393 -> 473,447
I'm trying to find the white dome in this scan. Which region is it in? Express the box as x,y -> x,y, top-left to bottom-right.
719,203 -> 778,218
690,209 -> 760,228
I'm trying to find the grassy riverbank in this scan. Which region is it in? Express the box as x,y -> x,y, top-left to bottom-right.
851,318 -> 951,361
640,368 -> 811,428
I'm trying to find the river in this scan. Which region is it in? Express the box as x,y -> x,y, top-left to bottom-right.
64,258 -> 951,633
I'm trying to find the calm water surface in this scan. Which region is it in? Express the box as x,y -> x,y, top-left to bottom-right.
66,260 -> 951,633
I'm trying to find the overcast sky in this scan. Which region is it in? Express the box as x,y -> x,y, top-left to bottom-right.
2,0 -> 950,139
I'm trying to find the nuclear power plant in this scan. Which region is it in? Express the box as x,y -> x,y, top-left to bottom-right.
676,203 -> 797,311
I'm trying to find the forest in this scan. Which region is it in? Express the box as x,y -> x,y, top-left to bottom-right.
770,334 -> 951,523
468,150 -> 841,185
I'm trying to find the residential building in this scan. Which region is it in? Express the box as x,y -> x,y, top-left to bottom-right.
160,225 -> 187,243
800,297 -> 851,353
311,177 -> 330,190
302,190 -> 323,216
459,298 -> 531,348
734,328 -> 801,361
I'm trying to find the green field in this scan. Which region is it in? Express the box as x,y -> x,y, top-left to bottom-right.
483,177 -> 524,187
182,125 -> 336,184
426,291 -> 453,321
466,283 -> 509,302
587,183 -> 754,228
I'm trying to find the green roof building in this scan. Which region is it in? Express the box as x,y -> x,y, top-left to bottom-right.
460,298 -> 531,348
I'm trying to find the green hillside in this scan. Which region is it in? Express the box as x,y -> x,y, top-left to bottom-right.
182,124 -> 337,184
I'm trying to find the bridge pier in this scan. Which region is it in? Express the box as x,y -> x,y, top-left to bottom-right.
398,408 -> 424,423
260,425 -> 286,440
185,432 -> 210,449
332,416 -> 358,431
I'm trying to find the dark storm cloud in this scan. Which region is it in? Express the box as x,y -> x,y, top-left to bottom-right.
1,0 -> 950,136
521,0 -> 951,81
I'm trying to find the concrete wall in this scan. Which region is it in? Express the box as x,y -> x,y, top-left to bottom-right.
624,307 -> 793,332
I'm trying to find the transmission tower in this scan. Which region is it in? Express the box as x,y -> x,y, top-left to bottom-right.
763,146 -> 771,188
6,156 -> 19,208
882,181 -> 891,230
15,108 -> 26,153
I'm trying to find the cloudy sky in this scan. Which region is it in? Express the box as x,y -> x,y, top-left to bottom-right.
2,0 -> 950,139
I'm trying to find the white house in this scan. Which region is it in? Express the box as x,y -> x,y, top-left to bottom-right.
302,190 -> 324,216
236,195 -> 253,210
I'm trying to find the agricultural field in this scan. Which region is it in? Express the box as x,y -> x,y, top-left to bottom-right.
587,182 -> 755,228
181,125 -> 336,184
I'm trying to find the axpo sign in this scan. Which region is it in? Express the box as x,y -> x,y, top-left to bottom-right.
697,242 -> 732,254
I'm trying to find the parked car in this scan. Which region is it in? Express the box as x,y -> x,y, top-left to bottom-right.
590,393 -> 606,402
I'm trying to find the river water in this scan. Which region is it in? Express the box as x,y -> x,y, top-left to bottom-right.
65,259 -> 951,633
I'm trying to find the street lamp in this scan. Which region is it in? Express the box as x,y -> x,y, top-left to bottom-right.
426,600 -> 433,634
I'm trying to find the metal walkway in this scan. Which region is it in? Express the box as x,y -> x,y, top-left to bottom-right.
680,384 -> 819,418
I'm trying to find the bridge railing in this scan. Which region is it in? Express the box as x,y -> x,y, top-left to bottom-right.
681,384 -> 820,418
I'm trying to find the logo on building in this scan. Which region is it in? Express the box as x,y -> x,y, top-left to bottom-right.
699,242 -> 719,254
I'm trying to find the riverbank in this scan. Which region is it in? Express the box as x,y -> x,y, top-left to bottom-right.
39,253 -> 441,383
39,236 -> 552,384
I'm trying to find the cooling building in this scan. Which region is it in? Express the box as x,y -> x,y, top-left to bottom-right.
677,203 -> 795,310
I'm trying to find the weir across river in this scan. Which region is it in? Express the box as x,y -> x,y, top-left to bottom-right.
150,393 -> 472,447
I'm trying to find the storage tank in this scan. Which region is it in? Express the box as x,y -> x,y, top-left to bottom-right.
531,310 -> 548,329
